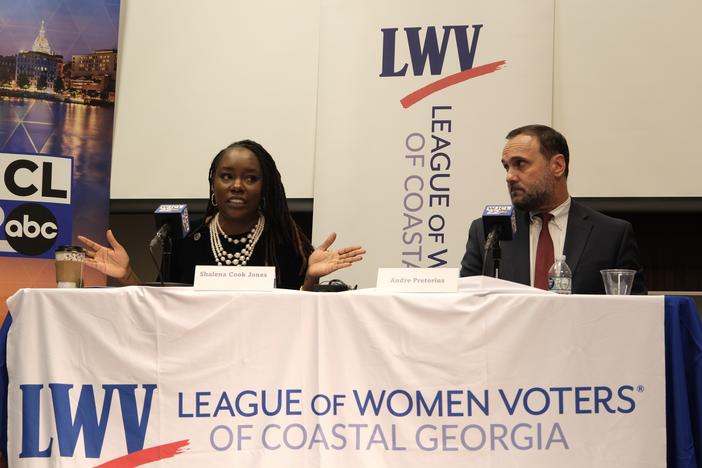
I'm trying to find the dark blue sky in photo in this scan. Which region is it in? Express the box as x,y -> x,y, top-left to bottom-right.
0,0 -> 120,57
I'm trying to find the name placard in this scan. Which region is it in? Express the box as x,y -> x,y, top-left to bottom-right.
376,268 -> 459,293
194,266 -> 275,291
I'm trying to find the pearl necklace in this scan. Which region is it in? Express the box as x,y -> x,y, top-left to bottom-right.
209,212 -> 265,266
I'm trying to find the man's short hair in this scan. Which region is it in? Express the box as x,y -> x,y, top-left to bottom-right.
506,124 -> 570,177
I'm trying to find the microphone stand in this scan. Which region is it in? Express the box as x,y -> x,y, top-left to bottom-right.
161,235 -> 172,285
148,229 -> 172,286
145,225 -> 188,287
481,225 -> 503,279
491,241 -> 501,279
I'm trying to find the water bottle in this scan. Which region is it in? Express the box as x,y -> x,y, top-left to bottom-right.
548,255 -> 572,294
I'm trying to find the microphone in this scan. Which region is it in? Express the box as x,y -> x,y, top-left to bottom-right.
150,204 -> 190,248
482,205 -> 516,251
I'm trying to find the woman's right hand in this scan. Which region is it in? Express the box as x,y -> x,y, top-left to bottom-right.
78,229 -> 139,285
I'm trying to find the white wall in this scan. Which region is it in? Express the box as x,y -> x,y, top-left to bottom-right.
553,0 -> 702,197
110,0 -> 702,200
110,0 -> 320,199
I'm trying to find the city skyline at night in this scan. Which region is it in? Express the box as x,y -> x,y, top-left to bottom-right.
0,0 -> 120,58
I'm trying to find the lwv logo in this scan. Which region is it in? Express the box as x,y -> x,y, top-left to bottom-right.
379,24 -> 506,108
19,383 -> 156,459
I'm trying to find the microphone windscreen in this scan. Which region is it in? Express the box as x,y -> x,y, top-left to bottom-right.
481,205 -> 516,241
154,204 -> 190,239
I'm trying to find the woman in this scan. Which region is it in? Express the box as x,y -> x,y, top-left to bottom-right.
79,140 -> 364,289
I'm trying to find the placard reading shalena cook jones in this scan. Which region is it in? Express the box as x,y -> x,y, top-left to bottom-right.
194,266 -> 275,291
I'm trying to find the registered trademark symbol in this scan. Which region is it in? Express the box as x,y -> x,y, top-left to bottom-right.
637,385 -> 645,392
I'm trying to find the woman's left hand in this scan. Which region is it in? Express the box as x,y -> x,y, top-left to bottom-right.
304,232 -> 365,288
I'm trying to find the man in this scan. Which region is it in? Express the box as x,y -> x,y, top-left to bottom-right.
460,124 -> 646,294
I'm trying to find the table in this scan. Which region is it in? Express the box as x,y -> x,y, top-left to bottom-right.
0,285 -> 699,467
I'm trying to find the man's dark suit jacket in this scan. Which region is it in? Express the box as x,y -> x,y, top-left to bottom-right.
459,200 -> 647,294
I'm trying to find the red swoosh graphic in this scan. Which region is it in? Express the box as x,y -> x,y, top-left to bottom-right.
400,59 -> 507,108
94,439 -> 190,468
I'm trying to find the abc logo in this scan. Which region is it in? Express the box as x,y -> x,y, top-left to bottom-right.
3,203 -> 58,256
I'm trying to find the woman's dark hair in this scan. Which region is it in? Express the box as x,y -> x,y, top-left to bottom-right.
203,139 -> 313,280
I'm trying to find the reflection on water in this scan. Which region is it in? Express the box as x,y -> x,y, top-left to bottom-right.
0,97 -> 113,246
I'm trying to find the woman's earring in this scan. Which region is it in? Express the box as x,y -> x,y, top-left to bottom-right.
211,193 -> 218,207
260,197 -> 266,210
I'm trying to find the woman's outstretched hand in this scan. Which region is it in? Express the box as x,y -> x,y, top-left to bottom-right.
304,232 -> 365,290
78,229 -> 139,285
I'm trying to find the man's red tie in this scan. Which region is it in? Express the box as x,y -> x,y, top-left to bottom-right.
534,213 -> 554,290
